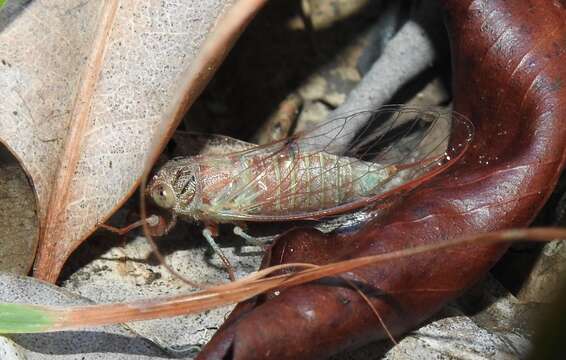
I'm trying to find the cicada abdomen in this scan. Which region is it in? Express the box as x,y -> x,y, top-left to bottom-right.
148,105 -> 473,225
210,149 -> 396,217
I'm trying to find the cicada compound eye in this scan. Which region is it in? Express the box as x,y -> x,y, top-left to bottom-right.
150,182 -> 176,209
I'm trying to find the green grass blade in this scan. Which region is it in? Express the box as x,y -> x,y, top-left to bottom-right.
0,304 -> 57,333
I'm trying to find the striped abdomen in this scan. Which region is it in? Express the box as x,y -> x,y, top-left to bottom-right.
233,149 -> 394,215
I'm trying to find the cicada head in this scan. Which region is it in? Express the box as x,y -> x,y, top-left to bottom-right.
147,158 -> 200,217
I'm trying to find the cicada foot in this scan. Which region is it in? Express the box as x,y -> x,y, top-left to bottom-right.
233,226 -> 277,246
202,228 -> 236,281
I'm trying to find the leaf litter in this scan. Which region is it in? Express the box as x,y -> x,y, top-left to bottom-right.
0,0 -> 564,360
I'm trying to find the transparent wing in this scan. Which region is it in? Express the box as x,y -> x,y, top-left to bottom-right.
203,105 -> 473,222
173,131 -> 256,157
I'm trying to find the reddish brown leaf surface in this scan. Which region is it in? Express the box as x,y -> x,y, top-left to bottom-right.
199,1 -> 566,359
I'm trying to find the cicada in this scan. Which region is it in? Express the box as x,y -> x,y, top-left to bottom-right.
143,106 -> 473,278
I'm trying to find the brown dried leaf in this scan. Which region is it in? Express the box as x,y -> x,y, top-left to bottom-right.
0,0 -> 266,282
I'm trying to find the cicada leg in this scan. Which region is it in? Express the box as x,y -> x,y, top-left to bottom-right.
202,227 -> 236,281
233,226 -> 277,246
99,215 -> 162,235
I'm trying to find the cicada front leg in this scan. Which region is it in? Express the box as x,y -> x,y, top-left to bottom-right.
99,214 -> 164,235
202,224 -> 236,281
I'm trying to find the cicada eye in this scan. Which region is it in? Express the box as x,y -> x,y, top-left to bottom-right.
150,182 -> 176,209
